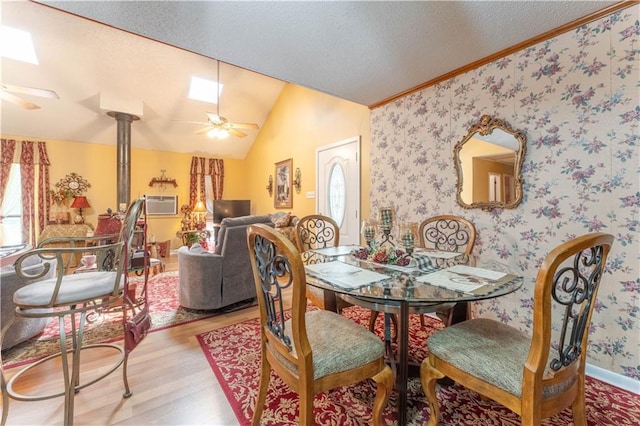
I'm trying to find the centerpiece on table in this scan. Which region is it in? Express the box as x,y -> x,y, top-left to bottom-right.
352,244 -> 411,266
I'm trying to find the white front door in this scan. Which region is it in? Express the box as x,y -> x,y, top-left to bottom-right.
316,136 -> 360,246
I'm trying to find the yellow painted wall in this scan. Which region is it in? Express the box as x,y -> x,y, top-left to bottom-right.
3,84 -> 370,248
2,135 -> 246,248
242,83 -> 371,220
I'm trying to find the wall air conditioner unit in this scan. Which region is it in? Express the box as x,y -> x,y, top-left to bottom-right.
145,195 -> 178,216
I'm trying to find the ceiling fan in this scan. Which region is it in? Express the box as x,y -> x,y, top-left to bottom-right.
183,61 -> 259,139
1,83 -> 59,110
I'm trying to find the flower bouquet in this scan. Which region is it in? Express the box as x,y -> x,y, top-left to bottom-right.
352,244 -> 411,266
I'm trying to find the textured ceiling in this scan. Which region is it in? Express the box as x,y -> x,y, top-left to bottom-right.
1,1 -> 618,158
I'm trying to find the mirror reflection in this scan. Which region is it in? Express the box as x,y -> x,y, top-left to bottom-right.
454,115 -> 526,210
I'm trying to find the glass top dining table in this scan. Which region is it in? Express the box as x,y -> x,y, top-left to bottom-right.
304,246 -> 523,426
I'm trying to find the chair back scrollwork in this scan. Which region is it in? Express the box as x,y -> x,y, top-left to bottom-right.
550,242 -> 607,371
251,233 -> 293,350
418,215 -> 476,254
295,215 -> 340,264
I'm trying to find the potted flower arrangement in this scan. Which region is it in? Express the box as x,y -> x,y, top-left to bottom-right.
184,231 -> 208,250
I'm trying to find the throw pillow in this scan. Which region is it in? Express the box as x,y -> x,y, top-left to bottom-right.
189,243 -> 207,254
272,213 -> 292,228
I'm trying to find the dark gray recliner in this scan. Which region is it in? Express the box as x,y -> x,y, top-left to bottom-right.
178,215 -> 273,310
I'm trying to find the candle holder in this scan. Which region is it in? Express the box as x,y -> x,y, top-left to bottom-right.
378,206 -> 395,247
398,222 -> 417,257
361,219 -> 377,248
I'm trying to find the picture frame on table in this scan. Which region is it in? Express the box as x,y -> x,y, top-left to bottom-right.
274,158 -> 293,209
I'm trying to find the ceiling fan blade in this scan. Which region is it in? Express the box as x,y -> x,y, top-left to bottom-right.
0,90 -> 40,109
195,126 -> 214,135
228,122 -> 259,130
228,128 -> 247,138
2,84 -> 59,99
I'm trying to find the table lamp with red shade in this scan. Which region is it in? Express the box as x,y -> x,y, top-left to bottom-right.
70,196 -> 90,224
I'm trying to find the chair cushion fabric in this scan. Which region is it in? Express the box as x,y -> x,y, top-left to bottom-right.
428,318 -> 530,397
13,271 -> 121,307
276,310 -> 384,380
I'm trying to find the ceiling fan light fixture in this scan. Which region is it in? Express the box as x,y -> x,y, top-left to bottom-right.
206,127 -> 219,138
218,129 -> 229,139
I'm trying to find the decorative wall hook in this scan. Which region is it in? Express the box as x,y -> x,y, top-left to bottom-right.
293,168 -> 301,193
266,175 -> 273,196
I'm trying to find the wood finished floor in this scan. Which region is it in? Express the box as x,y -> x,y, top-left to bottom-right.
2,252 -> 276,426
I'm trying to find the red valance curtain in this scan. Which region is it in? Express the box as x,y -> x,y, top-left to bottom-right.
0,139 -> 51,245
189,157 -> 224,207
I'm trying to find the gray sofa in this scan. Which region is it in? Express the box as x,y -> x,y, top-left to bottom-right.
178,214 -> 274,310
1,256 -> 56,350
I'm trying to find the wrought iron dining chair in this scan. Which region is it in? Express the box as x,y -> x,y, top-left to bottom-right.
295,214 -> 351,313
0,198 -> 146,426
368,214 -> 477,333
247,224 -> 393,426
421,232 -> 614,425
417,215 -> 477,325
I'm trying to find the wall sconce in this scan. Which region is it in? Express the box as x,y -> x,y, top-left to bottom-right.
293,168 -> 301,193
266,175 -> 273,196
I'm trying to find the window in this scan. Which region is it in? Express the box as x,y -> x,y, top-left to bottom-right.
328,163 -> 346,227
0,164 -> 22,245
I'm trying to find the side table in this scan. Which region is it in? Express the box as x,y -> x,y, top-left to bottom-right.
39,224 -> 94,268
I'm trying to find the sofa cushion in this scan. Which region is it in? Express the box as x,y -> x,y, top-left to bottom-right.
272,212 -> 293,228
215,214 -> 273,255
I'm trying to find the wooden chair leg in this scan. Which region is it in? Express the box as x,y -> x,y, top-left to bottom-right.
420,314 -> 426,326
571,377 -> 587,426
420,357 -> 445,426
371,365 -> 394,426
251,355 -> 271,426
298,387 -> 314,426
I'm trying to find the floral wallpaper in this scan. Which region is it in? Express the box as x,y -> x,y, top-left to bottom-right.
370,7 -> 639,380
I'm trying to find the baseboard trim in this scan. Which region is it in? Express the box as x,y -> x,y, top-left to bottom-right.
586,363 -> 639,395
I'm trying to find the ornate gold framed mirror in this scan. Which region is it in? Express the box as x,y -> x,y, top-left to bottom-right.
454,115 -> 526,210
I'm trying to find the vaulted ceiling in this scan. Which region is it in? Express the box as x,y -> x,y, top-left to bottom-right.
1,1 -> 619,159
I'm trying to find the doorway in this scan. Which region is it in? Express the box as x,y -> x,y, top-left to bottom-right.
316,136 -> 360,246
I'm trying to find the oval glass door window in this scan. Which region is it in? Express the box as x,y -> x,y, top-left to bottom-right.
328,163 -> 346,227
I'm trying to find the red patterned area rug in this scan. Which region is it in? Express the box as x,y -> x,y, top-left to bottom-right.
3,270 -> 254,368
197,306 -> 640,425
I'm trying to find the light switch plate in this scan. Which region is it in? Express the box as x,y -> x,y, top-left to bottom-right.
306,191 -> 315,199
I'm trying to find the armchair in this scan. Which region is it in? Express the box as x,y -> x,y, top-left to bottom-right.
178,214 -> 273,310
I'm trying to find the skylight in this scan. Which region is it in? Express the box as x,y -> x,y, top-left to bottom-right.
1,26 -> 38,64
188,76 -> 222,104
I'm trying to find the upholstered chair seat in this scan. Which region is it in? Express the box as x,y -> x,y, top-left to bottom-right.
13,271 -> 121,306
427,318 -> 574,399
275,310 -> 385,379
